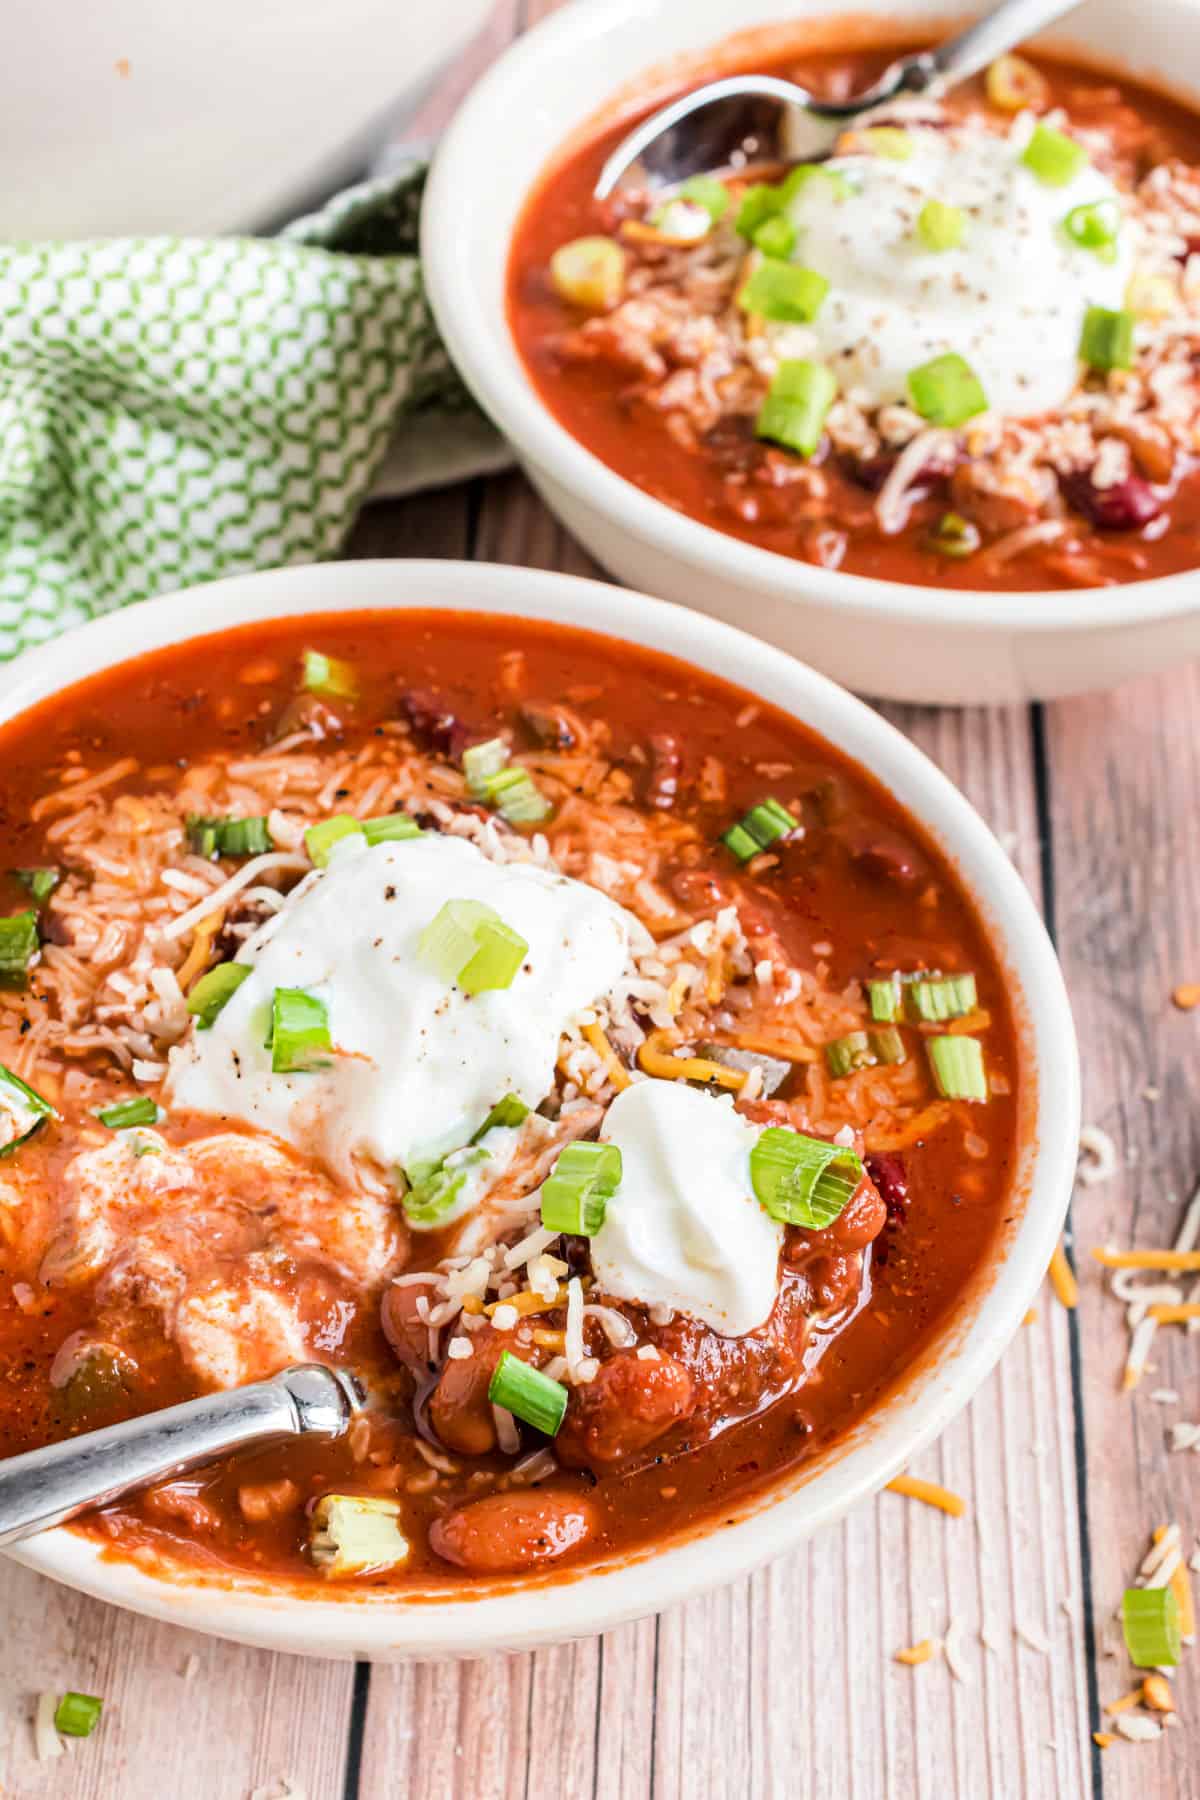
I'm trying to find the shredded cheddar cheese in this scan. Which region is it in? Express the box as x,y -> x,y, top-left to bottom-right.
1023,1307 -> 1038,1325
1153,1524 -> 1196,1639
1092,1732 -> 1116,1749
485,1287 -> 566,1320
1104,1688 -> 1144,1716
1093,1248 -> 1200,1271
582,1021 -> 632,1092
638,1029 -> 746,1091
177,910 -> 226,993
894,1639 -> 937,1666
885,1475 -> 966,1517
1048,1240 -> 1079,1309
1148,1302 -> 1200,1325
1142,1674 -> 1175,1713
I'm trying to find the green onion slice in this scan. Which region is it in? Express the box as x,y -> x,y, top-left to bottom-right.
738,260 -> 829,324
735,183 -> 786,240
186,961 -> 250,1029
928,511 -> 982,559
907,351 -> 988,427
404,1147 -> 487,1227
269,988 -> 332,1074
362,812 -> 422,845
755,359 -> 838,459
0,911 -> 39,986
648,198 -> 712,241
735,165 -> 851,241
916,199 -> 966,252
1063,198 -> 1120,261
905,973 -> 977,1022
1079,304 -> 1135,372
488,1350 -> 569,1437
186,814 -> 273,859
0,1062 -> 57,1157
549,236 -> 625,310
14,868 -> 59,905
54,1693 -> 103,1738
418,899 -> 528,995
305,814 -> 363,867
750,1126 -> 863,1229
825,1028 -> 907,1078
867,977 -> 902,1022
302,649 -> 359,702
476,1094 -> 531,1137
870,1026 -> 907,1066
927,1034 -> 987,1101
1122,1585 -> 1181,1669
463,737 -> 509,794
540,1140 -> 622,1236
97,1096 -> 159,1130
1021,121 -> 1088,186
721,796 -> 798,862
857,126 -> 913,160
753,215 -> 797,259
481,766 -> 551,826
678,174 -> 730,222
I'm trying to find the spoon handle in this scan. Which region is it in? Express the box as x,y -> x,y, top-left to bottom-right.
0,1364 -> 361,1548
924,0 -> 1083,89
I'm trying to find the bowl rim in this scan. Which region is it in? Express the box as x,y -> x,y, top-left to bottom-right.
421,0 -> 1200,637
0,559 -> 1080,1658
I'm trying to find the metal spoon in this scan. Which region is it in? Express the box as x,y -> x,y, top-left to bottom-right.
0,1364 -> 363,1548
594,0 -> 1084,197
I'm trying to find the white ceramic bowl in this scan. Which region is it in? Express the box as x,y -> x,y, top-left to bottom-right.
422,0 -> 1200,705
0,560 -> 1078,1656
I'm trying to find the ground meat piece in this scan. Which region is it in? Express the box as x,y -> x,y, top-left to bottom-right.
556,1350 -> 694,1469
645,732 -> 684,810
213,893 -> 280,961
399,687 -> 471,760
949,461 -> 1049,536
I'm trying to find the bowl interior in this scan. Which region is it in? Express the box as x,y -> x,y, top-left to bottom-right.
1,559 -> 1079,1656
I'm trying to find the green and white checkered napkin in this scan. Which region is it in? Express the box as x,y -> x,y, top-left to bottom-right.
0,160 -> 509,661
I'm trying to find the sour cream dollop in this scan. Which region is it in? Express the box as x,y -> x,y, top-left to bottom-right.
770,124 -> 1132,417
590,1080 -> 782,1336
167,833 -> 632,1182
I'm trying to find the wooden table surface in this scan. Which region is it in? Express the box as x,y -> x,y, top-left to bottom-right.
2,6 -> 1198,1795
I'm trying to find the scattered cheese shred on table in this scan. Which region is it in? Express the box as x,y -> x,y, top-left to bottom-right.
1104,1687 -> 1144,1716
1048,1240 -> 1078,1308
1148,1302 -> 1200,1324
1153,1523 -> 1196,1640
1171,982 -> 1200,1010
1094,1247 -> 1200,1271
1093,1731 -> 1116,1749
885,1475 -> 967,1517
894,1638 -> 939,1666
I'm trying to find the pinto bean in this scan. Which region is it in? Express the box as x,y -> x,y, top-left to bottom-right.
381,1282 -> 438,1379
556,1350 -> 694,1470
429,1489 -> 598,1574
428,1328 -> 509,1457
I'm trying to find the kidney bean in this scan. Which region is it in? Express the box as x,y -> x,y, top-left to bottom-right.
399,687 -> 471,760
429,1489 -> 598,1573
839,821 -> 926,887
645,732 -> 684,810
865,1153 -> 909,1225
847,443 -> 957,497
556,1350 -> 694,1470
1060,469 -> 1164,531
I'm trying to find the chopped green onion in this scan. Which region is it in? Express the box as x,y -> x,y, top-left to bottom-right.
825,1028 -> 907,1078
362,812 -> 422,845
97,1096 -> 159,1130
750,1126 -> 863,1229
14,868 -> 59,904
928,511 -> 982,559
1122,1585 -> 1181,1669
905,972 -> 977,1022
721,796 -> 798,862
648,198 -> 712,241
1063,198 -> 1120,261
738,260 -> 829,323
678,174 -> 730,222
756,359 -> 838,459
779,164 -> 854,203
310,1494 -> 409,1576
480,766 -> 551,826
476,1094 -> 531,1137
186,961 -> 250,1028
907,351 -> 988,427
870,1026 -> 907,1066
927,1034 -> 987,1101
916,199 -> 966,252
54,1693 -> 103,1739
269,988 -> 332,1074
0,1062 -> 57,1157
867,977 -> 902,1022
1021,121 -> 1088,186
735,166 -> 851,241
857,126 -> 913,160
1079,304 -> 1135,372
418,899 -> 528,995
735,183 -> 786,240
539,1139 -> 622,1236
488,1350 -> 569,1437
463,737 -> 509,794
0,911 -> 39,986
403,1148 -> 487,1226
304,814 -> 363,867
302,649 -> 358,702
186,814 -> 273,859
752,215 -> 797,259
550,236 -> 625,311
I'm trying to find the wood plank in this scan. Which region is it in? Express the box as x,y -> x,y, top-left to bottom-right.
1042,663 -> 1200,1798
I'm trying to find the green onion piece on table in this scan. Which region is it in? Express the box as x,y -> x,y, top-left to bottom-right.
14,868 -> 60,905
1122,1585 -> 1181,1668
186,815 -> 273,859
0,1062 -> 57,1157
753,215 -> 798,259
678,174 -> 730,222
418,899 -> 529,995
488,1350 -> 569,1436
540,1139 -> 623,1235
928,511 -> 982,559
0,911 -> 39,986
97,1096 -> 159,1130
305,814 -> 364,867
1021,121 -> 1088,186
905,972 -> 977,1022
1079,305 -> 1135,372
463,737 -> 509,794
362,812 -> 422,845
916,199 -> 966,252
54,1693 -> 103,1739
269,988 -> 332,1074
738,261 -> 829,323
476,1093 -> 531,1137
302,649 -> 359,702
722,797 -> 798,862
750,1126 -> 863,1228
186,962 -> 250,1028
927,1034 -> 988,1101
549,236 -> 625,311
1063,198 -> 1120,261
755,360 -> 838,459
857,127 -> 913,160
907,352 -> 988,427
867,977 -> 902,1022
